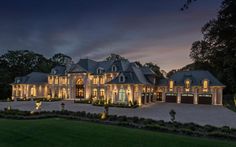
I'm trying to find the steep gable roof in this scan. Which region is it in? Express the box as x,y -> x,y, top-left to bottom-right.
169,70 -> 225,86
14,72 -> 48,84
50,65 -> 66,75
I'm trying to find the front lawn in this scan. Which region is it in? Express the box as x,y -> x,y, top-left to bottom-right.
0,119 -> 235,147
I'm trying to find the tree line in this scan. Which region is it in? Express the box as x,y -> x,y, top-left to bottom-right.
0,50 -> 72,99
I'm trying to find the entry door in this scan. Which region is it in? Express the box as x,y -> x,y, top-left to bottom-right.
76,85 -> 84,98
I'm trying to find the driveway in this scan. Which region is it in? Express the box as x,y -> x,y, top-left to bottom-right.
0,101 -> 235,128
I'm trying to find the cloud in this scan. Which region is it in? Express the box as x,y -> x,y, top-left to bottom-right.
0,0 -> 222,71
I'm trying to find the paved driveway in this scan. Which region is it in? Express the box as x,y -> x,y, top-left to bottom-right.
0,101 -> 236,128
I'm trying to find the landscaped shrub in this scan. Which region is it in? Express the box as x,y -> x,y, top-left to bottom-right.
74,99 -> 91,104
0,109 -> 235,140
108,115 -> 117,121
16,98 -> 31,101
117,116 -> 127,122
169,109 -> 176,122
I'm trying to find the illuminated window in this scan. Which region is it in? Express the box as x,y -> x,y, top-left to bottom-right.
93,77 -> 98,84
119,88 -> 126,102
142,87 -> 146,93
92,89 -> 97,97
100,77 -> 104,84
185,80 -> 191,92
30,86 -> 36,97
55,76 -> 58,84
169,80 -> 174,92
203,80 -> 208,92
77,78 -> 83,85
100,89 -> 105,97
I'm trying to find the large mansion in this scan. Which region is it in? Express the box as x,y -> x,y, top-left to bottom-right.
11,55 -> 225,105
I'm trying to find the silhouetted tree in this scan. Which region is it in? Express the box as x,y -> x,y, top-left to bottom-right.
144,62 -> 164,79
189,0 -> 236,94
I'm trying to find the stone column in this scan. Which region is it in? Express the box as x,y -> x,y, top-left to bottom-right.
194,92 -> 198,104
177,92 -> 181,103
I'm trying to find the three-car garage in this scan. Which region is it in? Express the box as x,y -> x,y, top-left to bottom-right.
165,93 -> 213,105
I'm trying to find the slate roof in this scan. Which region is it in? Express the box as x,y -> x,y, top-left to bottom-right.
141,67 -> 156,75
50,66 -> 66,75
107,65 -> 152,85
14,72 -> 48,84
69,64 -> 87,73
157,78 -> 168,86
77,59 -> 97,73
168,70 -> 224,86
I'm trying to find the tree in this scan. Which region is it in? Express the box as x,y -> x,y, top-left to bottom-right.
166,69 -> 178,78
144,62 -> 164,79
169,109 -> 176,122
0,50 -> 66,99
51,53 -> 72,66
189,0 -> 236,94
106,53 -> 125,61
181,0 -> 197,11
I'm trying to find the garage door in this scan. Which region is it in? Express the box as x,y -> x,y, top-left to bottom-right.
198,94 -> 212,104
141,93 -> 145,104
165,93 -> 177,103
181,94 -> 194,104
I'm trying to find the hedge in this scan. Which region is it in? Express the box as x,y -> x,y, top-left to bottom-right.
0,109 -> 235,141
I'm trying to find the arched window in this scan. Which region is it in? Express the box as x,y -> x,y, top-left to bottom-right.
30,86 -> 36,97
185,79 -> 191,92
92,89 -> 97,97
100,89 -> 105,97
203,80 -> 209,92
169,80 -> 174,92
119,88 -> 126,102
76,78 -> 83,85
119,75 -> 125,82
112,65 -> 117,72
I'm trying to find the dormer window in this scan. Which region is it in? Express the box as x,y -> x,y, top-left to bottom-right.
97,68 -> 102,74
185,79 -> 191,92
52,69 -> 57,75
169,80 -> 174,92
112,65 -> 117,72
119,75 -> 125,82
203,79 -> 209,92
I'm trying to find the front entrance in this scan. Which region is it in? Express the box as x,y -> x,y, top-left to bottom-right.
76,78 -> 84,99
156,92 -> 162,101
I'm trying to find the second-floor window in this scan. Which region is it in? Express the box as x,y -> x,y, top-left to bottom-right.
169,80 -> 174,92
112,65 -> 117,72
185,80 -> 191,92
93,77 -> 98,84
203,80 -> 209,92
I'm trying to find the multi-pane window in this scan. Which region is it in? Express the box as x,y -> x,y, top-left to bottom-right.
169,80 -> 174,92
100,89 -> 105,97
92,89 -> 97,97
203,80 -> 208,92
185,80 -> 190,92
100,77 -> 104,84
93,77 -> 98,84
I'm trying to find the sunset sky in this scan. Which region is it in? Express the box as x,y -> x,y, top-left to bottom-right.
0,0 -> 222,71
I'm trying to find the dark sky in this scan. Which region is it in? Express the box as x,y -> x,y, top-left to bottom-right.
0,0 -> 222,71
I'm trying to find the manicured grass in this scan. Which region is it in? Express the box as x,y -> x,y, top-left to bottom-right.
0,119 -> 235,147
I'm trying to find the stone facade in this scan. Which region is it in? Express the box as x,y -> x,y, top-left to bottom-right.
11,57 -> 225,106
